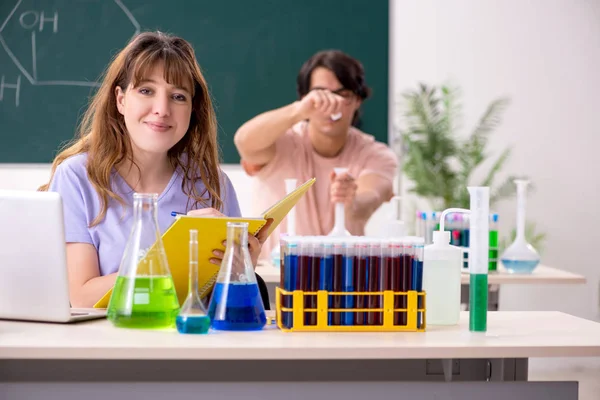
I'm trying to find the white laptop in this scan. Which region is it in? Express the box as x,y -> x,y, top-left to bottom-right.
0,190 -> 106,323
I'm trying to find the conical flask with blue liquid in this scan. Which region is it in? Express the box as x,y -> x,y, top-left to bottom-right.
208,222 -> 267,331
107,193 -> 180,329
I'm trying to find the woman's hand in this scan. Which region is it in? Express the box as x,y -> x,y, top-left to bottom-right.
209,219 -> 274,269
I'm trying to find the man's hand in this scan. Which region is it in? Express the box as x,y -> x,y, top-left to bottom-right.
330,170 -> 358,206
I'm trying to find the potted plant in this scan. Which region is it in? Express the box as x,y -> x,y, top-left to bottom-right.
394,83 -> 545,252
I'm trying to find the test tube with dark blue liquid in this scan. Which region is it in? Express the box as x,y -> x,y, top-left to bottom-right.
319,240 -> 333,325
307,237 -> 320,326
331,238 -> 344,326
342,239 -> 355,325
412,241 -> 425,328
282,237 -> 297,329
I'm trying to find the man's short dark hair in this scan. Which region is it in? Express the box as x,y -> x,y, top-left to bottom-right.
296,50 -> 371,127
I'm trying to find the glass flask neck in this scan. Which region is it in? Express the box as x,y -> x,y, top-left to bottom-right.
226,223 -> 249,250
133,193 -> 159,220
189,229 -> 199,297
514,180 -> 528,242
220,222 -> 254,283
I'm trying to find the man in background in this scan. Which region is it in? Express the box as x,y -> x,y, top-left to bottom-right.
234,50 -> 398,259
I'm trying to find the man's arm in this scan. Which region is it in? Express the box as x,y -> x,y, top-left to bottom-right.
348,173 -> 394,225
234,103 -> 302,167
234,90 -> 345,167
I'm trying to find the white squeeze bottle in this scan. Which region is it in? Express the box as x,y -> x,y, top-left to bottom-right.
423,207 -> 469,325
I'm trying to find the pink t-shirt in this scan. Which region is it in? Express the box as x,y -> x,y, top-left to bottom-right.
244,121 -> 398,259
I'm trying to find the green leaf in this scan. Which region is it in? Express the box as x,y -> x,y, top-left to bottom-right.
481,147 -> 512,188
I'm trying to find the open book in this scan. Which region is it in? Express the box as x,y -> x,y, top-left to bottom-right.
93,177 -> 315,308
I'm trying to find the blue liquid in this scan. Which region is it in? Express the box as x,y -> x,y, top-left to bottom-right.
320,254 -> 333,325
501,259 -> 540,274
208,282 -> 266,331
283,253 -> 298,329
342,255 -> 354,326
412,259 -> 424,329
176,314 -> 210,334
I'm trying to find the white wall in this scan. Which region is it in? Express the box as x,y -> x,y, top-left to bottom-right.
392,0 -> 600,322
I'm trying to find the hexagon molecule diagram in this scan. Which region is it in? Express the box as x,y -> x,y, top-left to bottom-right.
0,0 -> 140,106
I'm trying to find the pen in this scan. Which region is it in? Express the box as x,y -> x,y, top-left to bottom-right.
171,211 -> 184,217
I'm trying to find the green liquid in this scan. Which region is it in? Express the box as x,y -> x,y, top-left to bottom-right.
107,276 -> 180,329
489,230 -> 498,247
488,230 -> 498,271
469,274 -> 488,332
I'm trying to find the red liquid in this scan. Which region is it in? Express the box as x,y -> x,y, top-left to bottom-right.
307,256 -> 320,326
331,254 -> 344,326
390,255 -> 402,325
399,254 -> 413,326
367,255 -> 382,325
383,256 -> 393,290
354,256 -> 368,325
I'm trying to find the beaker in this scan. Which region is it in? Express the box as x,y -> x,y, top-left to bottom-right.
107,193 -> 180,329
500,179 -> 540,274
207,222 -> 267,331
176,229 -> 210,334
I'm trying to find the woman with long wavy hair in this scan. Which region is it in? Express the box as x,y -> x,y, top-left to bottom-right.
41,31 -> 271,307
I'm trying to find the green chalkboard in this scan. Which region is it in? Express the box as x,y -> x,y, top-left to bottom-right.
0,0 -> 388,164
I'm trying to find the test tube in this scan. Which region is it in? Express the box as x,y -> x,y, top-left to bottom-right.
297,237 -> 310,326
308,237 -> 320,326
489,213 -> 499,272
342,238 -> 355,325
354,238 -> 369,325
415,211 -> 423,239
412,240 -> 425,329
389,239 -> 402,325
331,238 -> 344,326
401,240 -> 414,326
319,239 -> 333,325
451,214 -> 462,246
367,239 -> 382,325
463,214 -> 470,268
282,237 -> 298,329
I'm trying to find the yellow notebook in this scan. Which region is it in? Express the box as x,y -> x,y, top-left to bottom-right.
93,177 -> 315,308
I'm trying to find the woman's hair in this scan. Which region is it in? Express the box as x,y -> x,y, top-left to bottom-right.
296,50 -> 371,127
39,31 -> 222,226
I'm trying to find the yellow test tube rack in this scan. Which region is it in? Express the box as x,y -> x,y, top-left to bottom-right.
275,287 -> 426,332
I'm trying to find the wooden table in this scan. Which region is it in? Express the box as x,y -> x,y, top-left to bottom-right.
1,311 -> 599,400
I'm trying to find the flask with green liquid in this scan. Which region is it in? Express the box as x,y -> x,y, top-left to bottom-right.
107,193 -> 180,329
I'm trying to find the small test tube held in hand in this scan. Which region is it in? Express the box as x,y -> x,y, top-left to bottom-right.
330,112 -> 343,121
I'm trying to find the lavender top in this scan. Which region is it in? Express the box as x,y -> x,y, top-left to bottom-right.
49,153 -> 241,276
